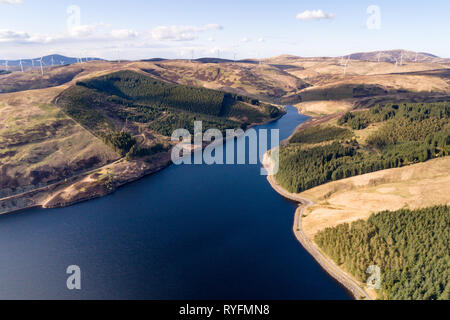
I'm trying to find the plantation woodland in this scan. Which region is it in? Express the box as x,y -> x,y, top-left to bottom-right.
276,102 -> 450,193
315,206 -> 450,300
55,70 -> 281,159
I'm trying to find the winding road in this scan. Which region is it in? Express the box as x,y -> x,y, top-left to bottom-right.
266,174 -> 371,300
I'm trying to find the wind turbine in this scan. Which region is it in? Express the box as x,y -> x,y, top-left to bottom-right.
377,52 -> 381,63
19,59 -> 23,72
4,60 -> 8,71
394,58 -> 398,69
343,59 -> 349,76
84,50 -> 89,62
400,51 -> 403,66
32,59 -> 35,68
116,50 -> 121,64
415,52 -> 418,62
51,56 -> 54,66
39,57 -> 44,76
343,54 -> 351,76
258,52 -> 263,67
60,60 -> 65,65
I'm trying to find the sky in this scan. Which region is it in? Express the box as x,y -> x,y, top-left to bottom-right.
0,0 -> 449,60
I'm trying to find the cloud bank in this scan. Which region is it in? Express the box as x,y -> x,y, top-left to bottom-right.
296,9 -> 335,21
0,0 -> 22,4
151,24 -> 223,41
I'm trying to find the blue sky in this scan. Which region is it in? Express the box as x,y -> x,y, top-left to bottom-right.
0,0 -> 449,60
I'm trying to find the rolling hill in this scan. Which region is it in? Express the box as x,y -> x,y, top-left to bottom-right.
342,49 -> 443,63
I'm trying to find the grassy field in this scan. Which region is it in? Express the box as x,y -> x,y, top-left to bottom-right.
0,65 -> 84,93
137,60 -> 309,102
300,157 -> 450,238
0,88 -> 119,197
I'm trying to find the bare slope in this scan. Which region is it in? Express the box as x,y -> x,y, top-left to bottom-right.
301,157 -> 450,238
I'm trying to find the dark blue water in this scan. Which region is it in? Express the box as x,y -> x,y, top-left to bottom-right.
0,106 -> 350,300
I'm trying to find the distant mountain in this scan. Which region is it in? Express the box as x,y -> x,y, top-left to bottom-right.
194,57 -> 234,64
140,58 -> 167,62
0,54 -> 102,69
193,57 -> 265,65
343,50 -> 443,63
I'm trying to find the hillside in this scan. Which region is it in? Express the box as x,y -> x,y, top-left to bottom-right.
0,66 -> 282,214
137,59 -> 310,103
300,157 -> 450,238
2,50 -> 449,109
343,50 -> 443,63
271,88 -> 449,300
0,86 -> 120,214
276,101 -> 449,193
56,70 -> 281,138
315,205 -> 449,300
0,65 -> 84,93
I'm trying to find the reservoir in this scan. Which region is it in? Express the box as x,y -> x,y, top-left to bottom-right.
0,106 -> 351,299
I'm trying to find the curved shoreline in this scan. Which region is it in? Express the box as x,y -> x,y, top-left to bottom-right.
266,173 -> 371,300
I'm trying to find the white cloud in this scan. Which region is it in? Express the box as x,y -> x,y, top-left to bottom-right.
68,24 -> 100,38
240,37 -> 251,43
257,37 -> 265,43
0,29 -> 29,42
151,24 -> 223,41
0,0 -> 22,4
296,9 -> 335,21
0,23 -> 139,45
111,29 -> 139,39
206,46 -> 223,55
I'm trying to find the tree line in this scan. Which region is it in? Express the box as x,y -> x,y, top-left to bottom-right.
338,102 -> 450,130
314,205 -> 450,300
276,101 -> 449,193
77,70 -> 277,119
290,125 -> 352,144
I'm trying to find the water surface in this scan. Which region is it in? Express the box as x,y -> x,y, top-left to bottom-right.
0,106 -> 350,299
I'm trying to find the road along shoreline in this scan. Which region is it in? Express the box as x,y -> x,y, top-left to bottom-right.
265,168 -> 372,300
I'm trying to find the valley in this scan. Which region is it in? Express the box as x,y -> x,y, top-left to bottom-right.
1,49 -> 449,300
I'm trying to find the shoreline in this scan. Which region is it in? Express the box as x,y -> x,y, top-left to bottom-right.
0,113 -> 284,216
265,172 -> 372,300
0,156 -> 172,216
